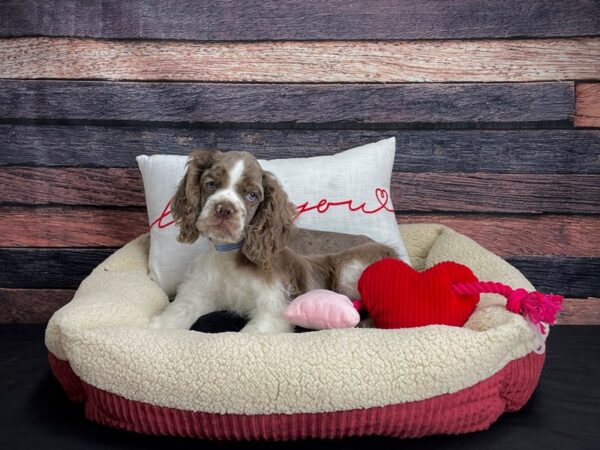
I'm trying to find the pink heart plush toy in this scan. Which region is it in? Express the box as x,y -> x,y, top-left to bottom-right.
283,289 -> 360,330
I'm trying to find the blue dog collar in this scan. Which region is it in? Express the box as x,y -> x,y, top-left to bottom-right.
213,240 -> 245,252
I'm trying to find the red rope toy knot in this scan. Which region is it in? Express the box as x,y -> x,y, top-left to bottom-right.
452,281 -> 564,334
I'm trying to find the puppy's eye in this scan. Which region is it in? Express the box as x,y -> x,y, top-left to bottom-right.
245,192 -> 258,202
205,180 -> 216,192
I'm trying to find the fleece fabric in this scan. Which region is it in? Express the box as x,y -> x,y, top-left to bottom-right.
45,224 -> 539,415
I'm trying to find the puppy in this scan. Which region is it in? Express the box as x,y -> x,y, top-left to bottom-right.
149,150 -> 396,333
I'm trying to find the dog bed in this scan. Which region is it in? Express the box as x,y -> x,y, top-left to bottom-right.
45,224 -> 545,440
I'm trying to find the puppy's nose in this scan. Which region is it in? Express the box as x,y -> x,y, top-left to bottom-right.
215,202 -> 235,219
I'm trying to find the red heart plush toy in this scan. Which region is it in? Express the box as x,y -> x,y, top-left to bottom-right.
357,258 -> 480,329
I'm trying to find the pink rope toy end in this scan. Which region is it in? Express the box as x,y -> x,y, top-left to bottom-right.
453,281 -> 564,334
505,288 -> 564,334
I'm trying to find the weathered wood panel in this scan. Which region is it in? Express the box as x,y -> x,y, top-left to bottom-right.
506,257 -> 599,298
1,289 -> 597,325
0,248 -> 595,296
3,37 -> 600,83
2,208 -> 599,258
397,215 -> 600,257
2,126 -> 599,173
556,299 -> 600,325
2,0 -> 599,40
0,288 -> 73,323
0,81 -> 574,125
393,173 -> 600,213
0,249 -> 112,289
575,83 -> 600,127
0,168 -> 145,206
1,168 -> 599,213
0,207 -> 148,247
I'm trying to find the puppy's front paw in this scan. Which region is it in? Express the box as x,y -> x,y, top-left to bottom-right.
241,318 -> 293,333
148,315 -> 165,329
240,322 -> 260,333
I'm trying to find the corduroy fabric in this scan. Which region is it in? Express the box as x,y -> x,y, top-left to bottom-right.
47,351 -> 84,402
48,351 -> 544,440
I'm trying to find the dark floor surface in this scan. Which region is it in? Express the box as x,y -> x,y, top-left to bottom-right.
1,324 -> 598,450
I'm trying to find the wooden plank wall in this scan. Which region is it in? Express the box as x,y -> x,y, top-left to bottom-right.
0,0 -> 599,324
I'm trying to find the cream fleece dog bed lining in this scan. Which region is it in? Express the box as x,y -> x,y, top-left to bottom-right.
45,224 -> 545,438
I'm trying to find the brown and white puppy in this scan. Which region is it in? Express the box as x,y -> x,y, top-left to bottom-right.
149,150 -> 396,333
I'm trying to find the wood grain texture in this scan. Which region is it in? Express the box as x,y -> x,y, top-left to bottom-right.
0,207 -> 148,247
556,299 -> 600,325
392,173 -> 600,213
575,84 -> 600,127
0,248 -> 595,296
505,257 -> 599,298
2,0 -> 599,40
0,288 -> 73,323
1,289 -> 597,325
1,168 -> 598,214
0,249 -> 113,289
0,168 -> 145,206
2,126 -> 600,173
3,37 -> 600,83
0,80 -> 574,125
397,215 -> 600,257
2,208 -> 599,258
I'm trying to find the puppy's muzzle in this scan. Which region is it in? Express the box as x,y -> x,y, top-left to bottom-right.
214,201 -> 236,220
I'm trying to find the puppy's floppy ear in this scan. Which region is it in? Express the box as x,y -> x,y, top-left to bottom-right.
171,149 -> 219,243
242,172 -> 296,271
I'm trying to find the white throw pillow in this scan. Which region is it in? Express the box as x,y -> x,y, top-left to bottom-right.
137,137 -> 410,296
